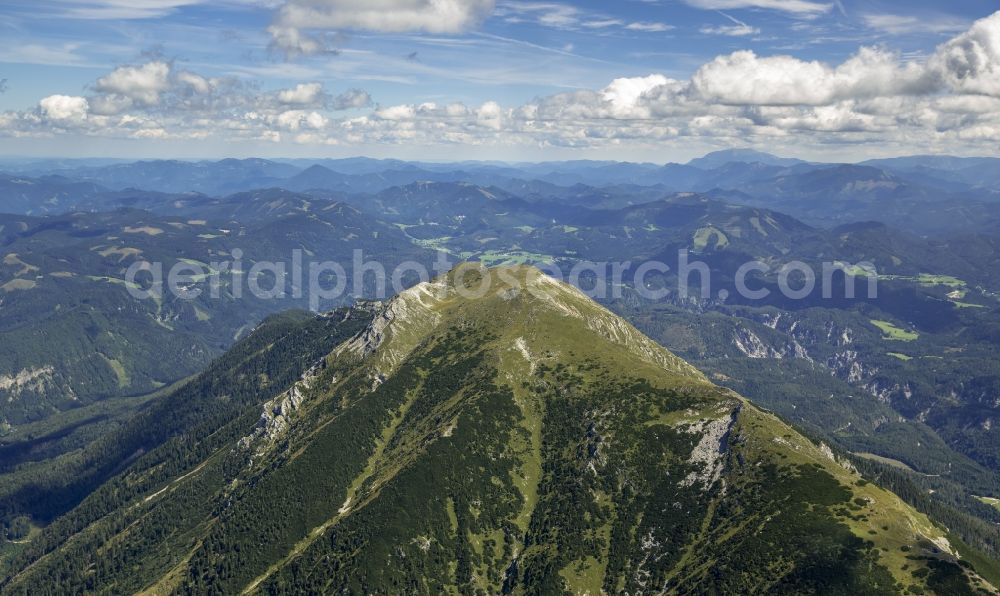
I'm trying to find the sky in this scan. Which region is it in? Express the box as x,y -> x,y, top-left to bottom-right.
1,0 -> 999,162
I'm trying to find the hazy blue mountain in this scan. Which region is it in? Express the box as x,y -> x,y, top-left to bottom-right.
0,174 -> 108,215
861,155 -> 1000,172
953,160 -> 1000,189
687,148 -> 808,169
8,152 -> 1000,218
281,164 -> 351,192
708,164 -> 1000,234
862,156 -> 1000,190
47,158 -> 301,195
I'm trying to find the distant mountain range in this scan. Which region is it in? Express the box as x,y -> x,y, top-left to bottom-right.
4,151 -> 1000,235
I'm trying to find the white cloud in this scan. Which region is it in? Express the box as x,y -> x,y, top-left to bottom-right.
681,0 -> 832,16
7,11 -> 1000,153
89,94 -> 134,116
626,22 -> 674,33
700,23 -> 758,36
266,24 -> 331,57
39,95 -> 89,121
332,89 -> 372,110
445,103 -> 470,117
476,100 -> 504,129
276,110 -> 328,130
691,47 -> 931,106
375,104 -> 417,120
933,95 -> 1000,115
582,19 -> 623,29
930,11 -> 1000,97
499,2 -> 578,29
176,71 -> 214,94
602,74 -> 672,115
270,0 -> 496,55
692,51 -> 831,105
2,59 -> 376,143
94,61 -> 171,105
277,82 -> 325,105
496,2 -> 670,34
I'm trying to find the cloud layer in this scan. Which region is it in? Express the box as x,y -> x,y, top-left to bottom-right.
5,10 -> 1000,155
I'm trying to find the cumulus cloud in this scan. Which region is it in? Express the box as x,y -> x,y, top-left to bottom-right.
86,61 -> 226,115
375,104 -> 416,120
176,71 -> 214,95
266,25 -> 333,57
277,82 -> 325,105
930,11 -> 1000,97
275,83 -> 369,109
332,89 -> 372,110
94,61 -> 172,105
270,0 -> 495,56
691,47 -> 932,106
0,58 -> 376,144
88,94 -> 134,116
275,110 -> 329,131
601,75 -> 673,116
39,95 -> 89,121
6,11 -> 1000,153
476,100 -> 504,129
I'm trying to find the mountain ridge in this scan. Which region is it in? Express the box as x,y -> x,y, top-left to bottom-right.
1,265 -> 994,594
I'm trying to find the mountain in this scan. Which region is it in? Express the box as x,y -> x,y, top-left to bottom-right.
861,156 -> 1000,190
862,156 -> 999,171
687,149 -> 807,169
284,164 -> 351,192
10,155 -> 1000,226
1,265 -> 993,593
502,192 -> 822,263
0,174 -> 108,215
952,161 -> 1000,190
710,164 -> 1000,235
365,181 -> 545,238
46,159 -> 302,195
740,164 -> 907,199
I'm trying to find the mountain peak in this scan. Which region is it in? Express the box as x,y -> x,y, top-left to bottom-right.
338,265 -> 708,385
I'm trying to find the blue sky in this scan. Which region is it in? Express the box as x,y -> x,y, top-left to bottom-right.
1,0 -> 1000,161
